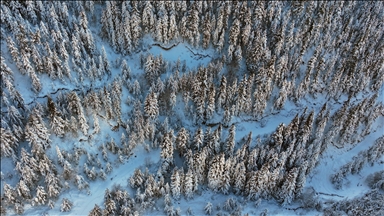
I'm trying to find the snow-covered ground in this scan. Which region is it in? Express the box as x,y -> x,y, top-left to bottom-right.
1,2 -> 383,216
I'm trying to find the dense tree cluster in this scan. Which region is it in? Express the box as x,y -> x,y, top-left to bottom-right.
0,1 -> 383,215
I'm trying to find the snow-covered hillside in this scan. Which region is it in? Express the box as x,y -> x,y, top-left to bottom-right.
1,1 -> 383,216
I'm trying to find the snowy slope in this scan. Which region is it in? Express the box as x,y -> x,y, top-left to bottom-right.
1,1 -> 384,216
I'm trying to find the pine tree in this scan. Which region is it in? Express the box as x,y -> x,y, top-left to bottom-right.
25,108 -> 51,156
202,13 -> 212,49
47,97 -> 68,137
20,49 -> 34,76
6,37 -> 21,70
168,12 -> 179,42
3,183 -> 17,205
207,153 -> 225,192
121,59 -> 131,82
130,168 -> 144,189
144,90 -> 159,120
60,198 -> 73,212
206,84 -> 216,120
219,158 -> 231,194
101,46 -> 111,77
130,79 -> 141,97
252,84 -> 267,119
184,168 -> 194,199
225,124 -> 236,156
101,86 -> 114,120
185,3 -> 200,47
0,128 -> 18,158
274,79 -> 289,110
271,123 -> 285,153
45,172 -> 62,198
71,33 -> 82,67
100,1 -> 115,44
111,79 -> 123,121
167,74 -> 179,94
229,18 -> 240,47
169,91 -> 177,111
233,161 -> 246,195
92,112 -> 100,134
171,168 -> 181,200
193,148 -> 208,183
120,11 -> 133,55
160,131 -> 174,172
223,106 -> 232,127
193,127 -> 204,151
33,186 -> 47,206
175,127 -> 189,156
86,90 -> 102,113
67,91 -> 89,135
142,1 -> 155,34
204,202 -> 213,215
16,179 -> 31,199
217,76 -> 227,110
295,161 -> 309,198
130,5 -> 142,49
29,69 -> 42,93
246,165 -> 269,200
280,168 -> 299,206
145,54 -> 162,85
89,204 -> 102,216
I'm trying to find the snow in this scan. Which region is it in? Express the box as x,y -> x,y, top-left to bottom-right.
308,129 -> 384,201
1,2 -> 384,216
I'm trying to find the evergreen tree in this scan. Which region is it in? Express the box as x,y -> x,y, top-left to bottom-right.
60,198 -> 73,212
130,5 -> 142,49
217,76 -> 227,110
280,168 -> 299,206
274,80 -> 289,110
25,108 -> 51,156
233,161 -> 246,195
92,112 -> 100,135
67,91 -> 89,135
142,1 -> 155,34
0,128 -> 18,158
45,172 -> 62,198
71,33 -> 82,67
225,124 -> 236,156
295,161 -> 309,198
207,153 -> 225,192
206,84 -> 216,120
204,202 -> 213,215
175,127 -> 189,156
160,130 -> 174,172
202,12 -> 212,49
219,157 -> 231,194
111,79 -> 123,121
121,59 -> 131,82
223,106 -> 232,127
101,46 -> 111,77
184,168 -> 194,199
47,97 -> 68,137
3,182 -> 17,206
89,204 -> 102,216
33,186 -> 47,206
193,127 -> 204,151
16,179 -> 31,200
101,86 -> 114,120
144,90 -> 159,120
171,168 -> 181,200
